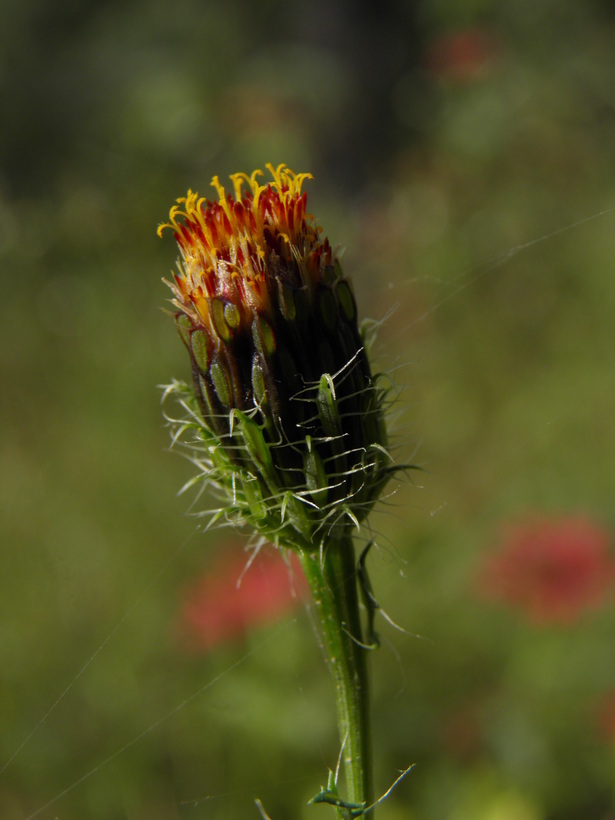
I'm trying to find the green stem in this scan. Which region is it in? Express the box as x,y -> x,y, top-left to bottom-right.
298,536 -> 374,816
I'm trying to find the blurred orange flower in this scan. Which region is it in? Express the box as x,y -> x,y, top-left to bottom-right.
478,515 -> 615,625
177,546 -> 308,652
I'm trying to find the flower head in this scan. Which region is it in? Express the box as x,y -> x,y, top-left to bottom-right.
159,164 -> 394,550
158,164 -> 324,338
478,514 -> 615,625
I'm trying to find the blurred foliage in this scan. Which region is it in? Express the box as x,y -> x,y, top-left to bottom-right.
1,0 -> 615,818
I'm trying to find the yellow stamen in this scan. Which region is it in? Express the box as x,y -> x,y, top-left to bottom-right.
230,170 -> 260,200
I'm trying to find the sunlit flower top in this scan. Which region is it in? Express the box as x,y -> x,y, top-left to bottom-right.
158,163 -> 334,338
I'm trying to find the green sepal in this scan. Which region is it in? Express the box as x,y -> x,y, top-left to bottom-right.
175,313 -> 193,349
232,409 -> 278,490
211,297 -> 232,342
224,301 -> 241,330
241,474 -> 269,522
317,373 -> 342,437
190,328 -> 213,373
252,314 -> 276,359
304,436 -> 328,506
210,358 -> 231,408
336,280 -> 357,322
281,491 -> 312,540
251,357 -> 269,407
196,373 -> 222,425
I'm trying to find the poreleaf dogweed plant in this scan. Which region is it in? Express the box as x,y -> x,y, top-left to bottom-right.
158,164 -> 409,817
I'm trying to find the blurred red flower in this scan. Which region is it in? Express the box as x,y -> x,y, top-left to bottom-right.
593,691 -> 615,744
177,546 -> 308,652
478,515 -> 615,625
426,27 -> 502,84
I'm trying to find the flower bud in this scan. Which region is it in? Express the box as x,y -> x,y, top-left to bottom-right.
159,164 -> 393,550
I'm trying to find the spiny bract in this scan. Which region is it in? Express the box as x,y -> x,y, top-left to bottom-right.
159,163 -> 397,550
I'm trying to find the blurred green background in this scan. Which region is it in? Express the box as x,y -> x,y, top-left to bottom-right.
2,0 -> 615,817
